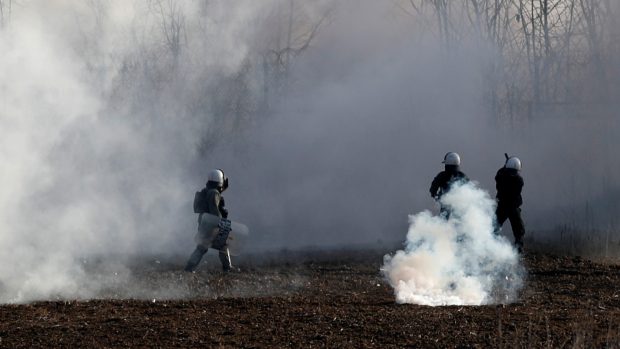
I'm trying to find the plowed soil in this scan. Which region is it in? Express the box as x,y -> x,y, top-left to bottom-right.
1,250 -> 619,348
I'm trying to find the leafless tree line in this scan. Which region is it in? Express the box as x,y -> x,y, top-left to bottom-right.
0,0 -> 328,154
0,0 -> 328,152
399,0 -> 620,122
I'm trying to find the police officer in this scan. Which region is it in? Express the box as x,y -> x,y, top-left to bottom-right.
430,152 -> 469,218
184,169 -> 232,272
494,155 -> 525,252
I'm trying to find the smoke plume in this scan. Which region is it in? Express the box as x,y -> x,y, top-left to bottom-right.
0,0 -> 287,303
1,0 -> 618,303
383,182 -> 524,305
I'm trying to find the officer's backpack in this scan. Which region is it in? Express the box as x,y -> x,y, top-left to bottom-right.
193,189 -> 208,213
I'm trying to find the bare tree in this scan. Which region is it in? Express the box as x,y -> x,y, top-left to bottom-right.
260,0 -> 331,112
269,1 -> 330,84
149,0 -> 187,66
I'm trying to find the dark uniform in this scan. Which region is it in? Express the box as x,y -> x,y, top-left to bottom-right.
494,167 -> 525,250
184,182 -> 232,272
430,165 -> 469,218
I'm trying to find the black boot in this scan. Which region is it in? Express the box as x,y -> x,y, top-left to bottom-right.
515,240 -> 524,254
219,249 -> 232,272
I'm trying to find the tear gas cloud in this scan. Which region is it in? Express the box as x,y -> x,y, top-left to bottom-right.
382,182 -> 524,305
0,0 -> 290,303
1,1 -> 619,303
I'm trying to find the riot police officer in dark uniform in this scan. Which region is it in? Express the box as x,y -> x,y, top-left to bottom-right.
184,169 -> 232,272
430,152 -> 469,218
494,155 -> 526,252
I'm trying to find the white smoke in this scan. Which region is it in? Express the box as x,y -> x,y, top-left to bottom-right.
0,0 -> 291,303
382,182 -> 524,306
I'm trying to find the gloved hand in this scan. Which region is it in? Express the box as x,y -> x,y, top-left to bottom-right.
221,208 -> 229,219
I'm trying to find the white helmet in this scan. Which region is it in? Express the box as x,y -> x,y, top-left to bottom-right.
442,152 -> 461,166
207,169 -> 225,186
505,157 -> 522,170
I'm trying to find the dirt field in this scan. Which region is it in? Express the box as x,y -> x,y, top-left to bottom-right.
1,250 -> 619,348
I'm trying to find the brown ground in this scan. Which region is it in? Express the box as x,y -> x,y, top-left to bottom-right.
0,250 -> 619,348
